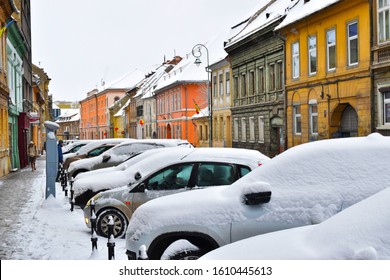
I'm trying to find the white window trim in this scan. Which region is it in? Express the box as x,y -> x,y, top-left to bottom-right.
326,29 -> 336,72
347,21 -> 358,66
292,42 -> 300,79
308,35 -> 317,75
294,105 -> 302,135
309,99 -> 318,135
378,0 -> 390,44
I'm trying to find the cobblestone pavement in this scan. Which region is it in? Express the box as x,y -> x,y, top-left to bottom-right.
0,156 -> 46,260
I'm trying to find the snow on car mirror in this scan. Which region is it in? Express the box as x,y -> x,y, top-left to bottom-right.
102,154 -> 111,163
242,181 -> 272,205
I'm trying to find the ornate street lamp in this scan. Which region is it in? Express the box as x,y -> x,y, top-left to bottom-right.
192,43 -> 212,147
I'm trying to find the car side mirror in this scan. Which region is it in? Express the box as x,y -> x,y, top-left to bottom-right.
102,154 -> 111,163
244,191 -> 272,205
241,181 -> 272,206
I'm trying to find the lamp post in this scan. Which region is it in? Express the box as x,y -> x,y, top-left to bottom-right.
192,43 -> 212,147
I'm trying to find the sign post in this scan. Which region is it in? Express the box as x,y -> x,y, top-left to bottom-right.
44,121 -> 59,199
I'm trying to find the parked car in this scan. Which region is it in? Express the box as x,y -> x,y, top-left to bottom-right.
68,139 -> 193,208
125,133 -> 390,260
201,186 -> 390,260
63,138 -> 131,169
62,140 -> 91,155
67,139 -> 193,179
83,147 -> 269,238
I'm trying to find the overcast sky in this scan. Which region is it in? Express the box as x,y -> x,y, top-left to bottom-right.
31,0 -> 259,102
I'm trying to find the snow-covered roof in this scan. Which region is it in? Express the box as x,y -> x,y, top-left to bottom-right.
275,0 -> 341,30
114,99 -> 130,117
56,109 -> 80,123
96,69 -> 145,93
225,0 -> 298,49
136,64 -> 171,99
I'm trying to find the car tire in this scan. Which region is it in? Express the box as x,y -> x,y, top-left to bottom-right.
167,248 -> 208,260
96,209 -> 128,238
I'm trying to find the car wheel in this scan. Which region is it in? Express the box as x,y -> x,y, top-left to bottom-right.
96,209 -> 127,238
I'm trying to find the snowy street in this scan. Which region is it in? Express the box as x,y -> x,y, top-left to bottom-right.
0,155 -> 127,260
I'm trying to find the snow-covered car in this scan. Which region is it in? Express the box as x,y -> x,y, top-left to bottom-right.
84,147 -> 269,238
62,140 -> 91,155
125,133 -> 390,260
70,139 -> 194,207
63,138 -> 131,169
201,186 -> 390,260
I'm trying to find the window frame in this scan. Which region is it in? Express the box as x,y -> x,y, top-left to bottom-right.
293,105 -> 302,135
347,21 -> 359,66
309,100 -> 318,135
308,35 -> 317,75
378,0 -> 390,44
292,41 -> 300,79
326,28 -> 336,72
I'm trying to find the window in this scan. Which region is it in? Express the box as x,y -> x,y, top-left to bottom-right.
258,116 -> 265,143
348,21 -> 358,66
219,73 -> 223,96
384,92 -> 390,124
294,105 -> 302,134
225,71 -> 230,96
213,75 -> 217,97
378,0 -> 390,43
276,61 -> 283,90
309,101 -> 318,134
308,35 -> 317,75
233,118 -> 239,141
241,118 -> 246,141
241,73 -> 247,97
292,42 -> 300,79
249,71 -> 255,95
146,164 -> 194,190
249,117 -> 255,141
234,76 -> 239,99
258,67 -> 264,93
327,29 -> 336,71
197,163 -> 235,187
269,64 -> 275,91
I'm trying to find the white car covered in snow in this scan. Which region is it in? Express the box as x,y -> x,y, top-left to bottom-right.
125,133 -> 390,260
201,186 -> 390,260
70,139 -> 193,207
83,147 -> 269,238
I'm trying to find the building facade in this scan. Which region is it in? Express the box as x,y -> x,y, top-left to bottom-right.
277,0 -> 371,148
372,0 -> 390,136
225,0 -> 289,157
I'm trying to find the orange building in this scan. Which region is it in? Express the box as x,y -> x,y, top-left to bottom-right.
79,71 -> 144,139
154,54 -> 208,146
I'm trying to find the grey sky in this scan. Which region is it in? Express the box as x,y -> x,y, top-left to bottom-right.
31,0 -> 259,102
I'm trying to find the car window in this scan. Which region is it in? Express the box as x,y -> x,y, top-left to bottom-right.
70,144 -> 86,153
88,145 -> 113,157
197,163 -> 235,187
239,165 -> 251,177
145,164 -> 194,191
111,143 -> 163,156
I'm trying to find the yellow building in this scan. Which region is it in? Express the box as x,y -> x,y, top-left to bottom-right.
209,59 -> 232,148
277,0 -> 371,148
